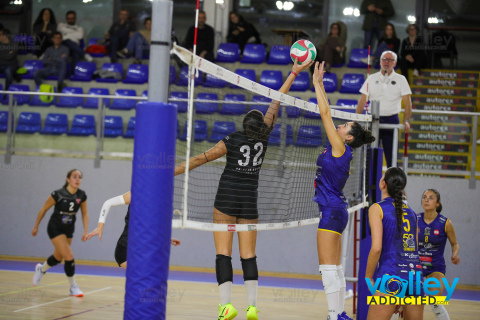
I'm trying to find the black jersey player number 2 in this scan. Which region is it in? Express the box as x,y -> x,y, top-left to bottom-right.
238,142 -> 264,167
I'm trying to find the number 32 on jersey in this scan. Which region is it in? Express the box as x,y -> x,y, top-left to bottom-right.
238,142 -> 264,166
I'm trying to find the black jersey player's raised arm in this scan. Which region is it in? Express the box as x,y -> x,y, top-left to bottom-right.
174,58 -> 313,320
31,169 -> 89,297
85,191 -> 181,269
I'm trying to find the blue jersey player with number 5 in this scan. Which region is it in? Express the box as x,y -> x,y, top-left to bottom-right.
174,59 -> 313,320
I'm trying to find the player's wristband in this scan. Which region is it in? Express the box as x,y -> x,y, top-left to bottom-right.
291,71 -> 298,77
98,195 -> 126,224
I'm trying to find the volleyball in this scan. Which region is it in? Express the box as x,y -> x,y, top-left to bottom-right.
290,39 -> 316,65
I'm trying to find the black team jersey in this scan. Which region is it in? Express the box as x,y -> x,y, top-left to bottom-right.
49,187 -> 87,225
117,206 -> 130,247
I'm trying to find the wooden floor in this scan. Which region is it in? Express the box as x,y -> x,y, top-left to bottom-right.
0,270 -> 479,319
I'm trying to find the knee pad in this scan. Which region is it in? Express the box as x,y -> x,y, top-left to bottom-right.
431,304 -> 449,318
47,255 -> 61,267
64,259 -> 75,277
336,265 -> 346,288
241,256 -> 258,281
215,255 -> 233,285
319,265 -> 340,294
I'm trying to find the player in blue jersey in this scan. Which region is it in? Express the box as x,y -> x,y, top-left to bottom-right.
312,61 -> 375,320
31,169 -> 89,297
366,167 -> 424,320
418,189 -> 460,320
173,59 -> 313,320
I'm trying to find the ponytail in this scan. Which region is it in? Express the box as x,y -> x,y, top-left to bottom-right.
384,167 -> 407,231
348,122 -> 376,149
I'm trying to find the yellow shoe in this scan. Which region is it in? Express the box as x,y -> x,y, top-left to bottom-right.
218,303 -> 237,320
245,305 -> 259,320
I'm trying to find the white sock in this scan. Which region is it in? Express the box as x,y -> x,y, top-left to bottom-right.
219,281 -> 232,306
67,276 -> 76,286
319,265 -> 340,319
336,265 -> 346,313
245,280 -> 258,306
41,261 -> 50,273
431,304 -> 450,320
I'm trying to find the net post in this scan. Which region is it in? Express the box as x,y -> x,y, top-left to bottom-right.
469,115 -> 478,189
94,97 -> 104,168
403,132 -> 409,174
4,93 -> 13,164
392,127 -> 398,167
371,101 -> 380,149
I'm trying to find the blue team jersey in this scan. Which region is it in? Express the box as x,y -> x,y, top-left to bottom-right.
313,144 -> 353,208
373,197 -> 423,281
417,212 -> 449,274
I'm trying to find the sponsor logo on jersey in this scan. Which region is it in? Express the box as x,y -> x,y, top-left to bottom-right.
409,263 -> 414,269
227,225 -> 236,232
420,256 -> 432,262
424,227 -> 431,236
76,198 -> 81,204
434,229 -> 440,235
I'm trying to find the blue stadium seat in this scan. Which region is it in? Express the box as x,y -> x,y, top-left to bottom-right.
68,115 -> 96,136
290,71 -> 310,91
70,62 -> 97,81
16,112 -> 41,134
322,73 -> 338,93
46,63 -> 71,81
5,84 -> 30,105
177,66 -> 202,86
267,45 -> 291,65
83,88 -> 110,109
241,44 -> 266,64
196,93 -> 219,114
230,69 -> 256,89
347,48 -> 369,68
268,124 -> 293,146
0,111 -> 9,132
56,87 -> 84,108
104,116 -> 123,137
204,73 -> 227,88
14,35 -> 34,54
208,121 -> 236,142
336,99 -> 358,112
339,74 -> 365,94
29,85 -> 57,107
220,94 -> 246,115
216,43 -> 240,62
259,70 -> 283,90
87,38 -> 106,57
21,60 -> 44,79
286,106 -> 301,118
41,113 -> 68,135
123,64 -> 148,84
294,126 -> 322,147
180,120 -> 208,142
169,92 -> 188,113
110,89 -> 137,110
95,63 -> 123,83
305,98 -> 322,119
123,117 -> 135,138
170,65 -> 176,84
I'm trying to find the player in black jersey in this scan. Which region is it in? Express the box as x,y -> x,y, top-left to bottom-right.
31,169 -> 89,297
86,191 -> 181,268
174,59 -> 313,320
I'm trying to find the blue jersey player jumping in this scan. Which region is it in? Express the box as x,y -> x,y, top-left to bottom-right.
418,189 -> 460,320
312,61 -> 375,320
366,167 -> 424,320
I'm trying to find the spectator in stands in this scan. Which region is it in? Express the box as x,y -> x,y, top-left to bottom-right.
315,22 -> 346,73
33,8 -> 57,57
356,51 -> 412,168
105,9 -> 135,63
116,17 -> 151,64
183,11 -> 214,62
362,23 -> 400,66
57,11 -> 93,73
400,24 -> 428,77
0,29 -> 18,93
360,0 -> 395,49
227,12 -> 262,53
34,32 -> 69,92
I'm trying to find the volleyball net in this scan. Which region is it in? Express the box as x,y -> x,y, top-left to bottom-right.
170,44 -> 372,231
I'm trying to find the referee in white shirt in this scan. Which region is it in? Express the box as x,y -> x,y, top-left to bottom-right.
356,50 -> 412,167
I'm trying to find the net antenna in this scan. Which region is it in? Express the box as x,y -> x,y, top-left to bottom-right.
172,44 -> 372,231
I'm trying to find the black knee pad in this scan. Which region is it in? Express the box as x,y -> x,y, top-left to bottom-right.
241,256 -> 258,281
47,255 -> 61,267
64,259 -> 75,277
215,254 -> 233,285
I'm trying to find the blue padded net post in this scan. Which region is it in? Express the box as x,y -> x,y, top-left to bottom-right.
124,101 -> 177,319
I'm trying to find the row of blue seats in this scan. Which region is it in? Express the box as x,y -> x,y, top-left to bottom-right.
1,83 -> 358,113
15,59 -> 365,93
0,111 -> 324,147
